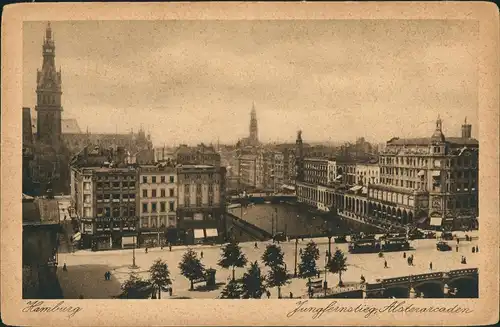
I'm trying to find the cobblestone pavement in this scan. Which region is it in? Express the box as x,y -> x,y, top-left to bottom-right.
58,230 -> 479,299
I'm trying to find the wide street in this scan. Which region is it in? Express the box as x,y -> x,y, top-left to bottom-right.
57,230 -> 479,299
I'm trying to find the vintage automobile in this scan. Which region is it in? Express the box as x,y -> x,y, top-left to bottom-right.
273,232 -> 287,242
408,229 -> 425,240
436,241 -> 452,251
441,232 -> 454,241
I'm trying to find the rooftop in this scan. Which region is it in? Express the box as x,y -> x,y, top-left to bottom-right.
387,137 -> 479,147
23,197 -> 60,225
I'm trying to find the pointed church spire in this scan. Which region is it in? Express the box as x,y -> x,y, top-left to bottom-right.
46,21 -> 52,40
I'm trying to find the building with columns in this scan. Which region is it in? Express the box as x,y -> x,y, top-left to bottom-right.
296,117 -> 478,229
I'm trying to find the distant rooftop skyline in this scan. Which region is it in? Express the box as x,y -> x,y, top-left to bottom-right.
23,20 -> 479,147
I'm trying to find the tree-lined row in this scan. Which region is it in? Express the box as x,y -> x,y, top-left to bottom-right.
119,240 -> 348,299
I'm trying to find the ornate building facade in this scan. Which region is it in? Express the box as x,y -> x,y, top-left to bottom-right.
296,117 -> 478,230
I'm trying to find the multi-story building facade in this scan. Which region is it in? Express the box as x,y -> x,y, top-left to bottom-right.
355,161 -> 380,186
176,165 -> 226,244
71,166 -> 138,251
238,154 -> 257,189
272,152 -> 285,192
303,158 -> 329,186
137,164 -> 177,246
296,117 -> 478,230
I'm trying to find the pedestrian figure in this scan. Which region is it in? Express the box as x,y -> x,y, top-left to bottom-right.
104,272 -> 107,280
317,271 -> 321,278
289,292 -> 293,299
384,260 -> 388,268
169,245 -> 172,252
472,246 -> 475,253
145,247 -> 148,253
407,257 -> 411,266
201,251 -> 204,259
475,245 -> 479,253
360,275 -> 366,284
403,252 -> 406,259
457,238 -> 460,245
63,263 -> 67,271
456,245 -> 459,252
254,242 -> 258,249
266,290 -> 271,299
429,262 -> 433,270
169,287 -> 173,297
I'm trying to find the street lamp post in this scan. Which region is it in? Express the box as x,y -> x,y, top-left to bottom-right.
324,255 -> 328,296
294,238 -> 298,277
130,235 -> 138,269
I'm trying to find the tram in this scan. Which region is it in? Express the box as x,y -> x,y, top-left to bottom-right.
381,236 -> 410,252
348,237 -> 381,254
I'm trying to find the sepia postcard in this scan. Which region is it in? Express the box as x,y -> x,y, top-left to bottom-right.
1,2 -> 499,326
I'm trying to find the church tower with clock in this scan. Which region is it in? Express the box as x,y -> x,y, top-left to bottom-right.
35,22 -> 63,147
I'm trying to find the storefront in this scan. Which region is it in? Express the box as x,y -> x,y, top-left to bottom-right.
92,233 -> 112,251
139,230 -> 166,248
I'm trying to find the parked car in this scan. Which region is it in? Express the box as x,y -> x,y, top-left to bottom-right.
441,232 -> 454,240
436,241 -> 452,251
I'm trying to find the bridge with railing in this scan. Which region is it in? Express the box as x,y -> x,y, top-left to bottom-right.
364,268 -> 478,298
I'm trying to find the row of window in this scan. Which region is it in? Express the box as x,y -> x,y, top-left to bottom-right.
142,201 -> 176,213
183,197 -> 215,207
96,175 -> 135,181
140,216 -> 176,228
95,182 -> 136,189
141,188 -> 175,198
96,207 -> 136,218
183,184 -> 216,193
96,193 -> 136,201
142,175 -> 175,184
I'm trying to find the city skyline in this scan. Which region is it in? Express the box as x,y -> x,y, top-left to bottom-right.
23,20 -> 479,146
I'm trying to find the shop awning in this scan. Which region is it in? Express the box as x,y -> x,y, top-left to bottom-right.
336,175 -> 343,179
122,236 -> 135,245
205,228 -> 218,238
194,229 -> 205,239
416,216 -> 427,224
350,185 -> 363,192
417,170 -> 425,176
431,171 -> 441,177
430,217 -> 443,226
72,232 -> 82,241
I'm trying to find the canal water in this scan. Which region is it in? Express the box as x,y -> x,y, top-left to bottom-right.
228,203 -> 378,238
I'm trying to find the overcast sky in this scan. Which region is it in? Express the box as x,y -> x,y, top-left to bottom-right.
23,20 -> 479,146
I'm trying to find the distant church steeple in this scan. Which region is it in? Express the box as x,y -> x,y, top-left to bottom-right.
249,102 -> 259,146
35,21 -> 63,147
